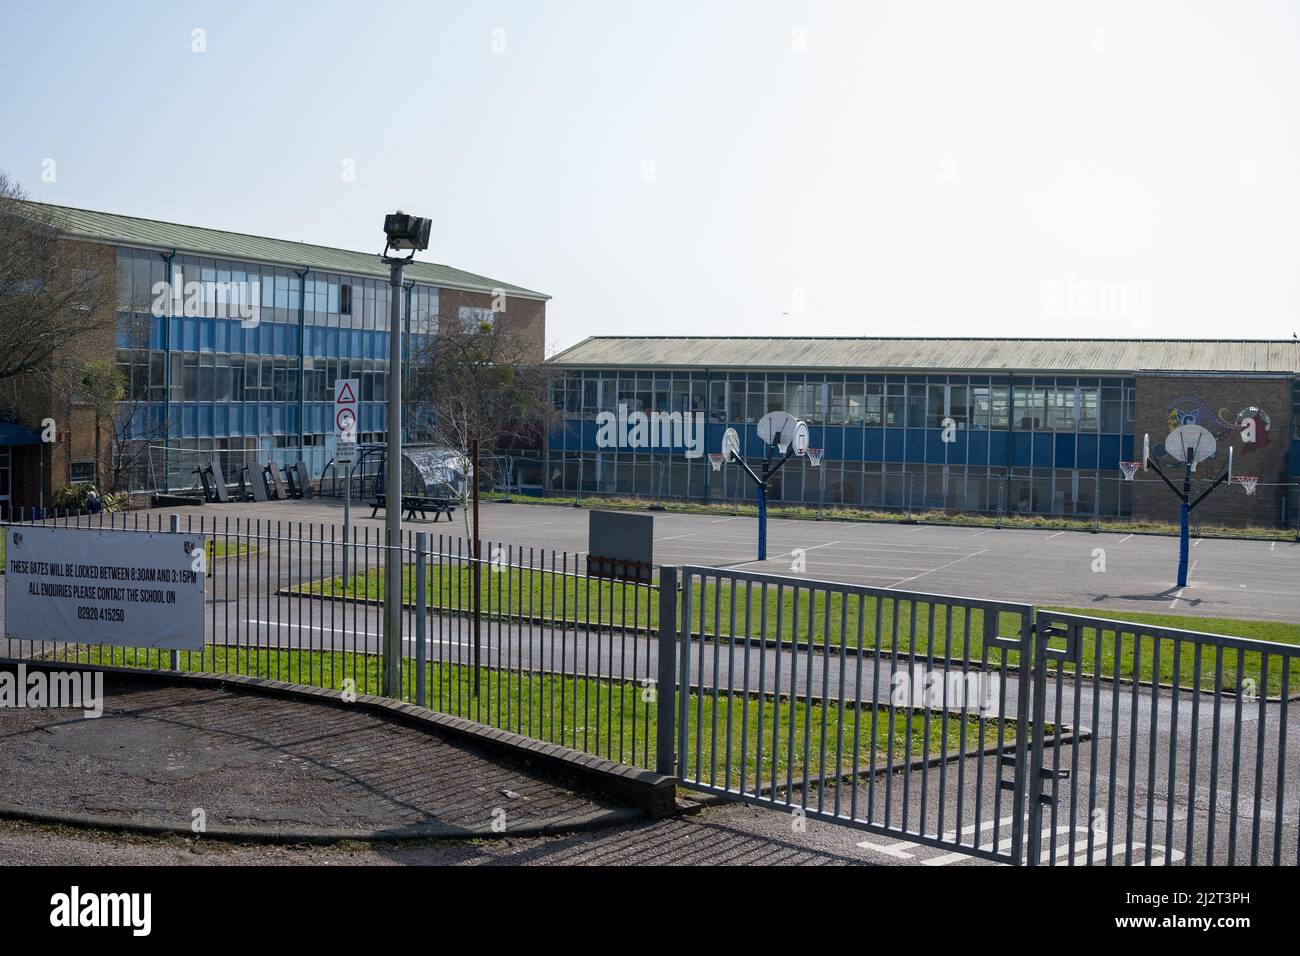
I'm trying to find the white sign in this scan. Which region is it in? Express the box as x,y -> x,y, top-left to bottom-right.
334,378 -> 359,440
335,440 -> 358,467
4,526 -> 206,650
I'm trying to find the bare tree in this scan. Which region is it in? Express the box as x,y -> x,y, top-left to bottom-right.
0,171 -> 113,384
408,311 -> 557,535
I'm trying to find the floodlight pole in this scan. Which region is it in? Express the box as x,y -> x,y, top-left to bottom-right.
382,253 -> 407,698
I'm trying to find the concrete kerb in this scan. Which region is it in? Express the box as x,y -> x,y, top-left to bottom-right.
0,658 -> 678,843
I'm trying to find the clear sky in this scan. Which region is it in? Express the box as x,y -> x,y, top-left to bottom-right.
3,1 -> 1299,352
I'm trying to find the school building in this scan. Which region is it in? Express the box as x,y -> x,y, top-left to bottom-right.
544,337 -> 1300,528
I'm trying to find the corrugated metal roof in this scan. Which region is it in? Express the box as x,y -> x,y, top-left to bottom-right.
18,201 -> 549,300
549,337 -> 1300,374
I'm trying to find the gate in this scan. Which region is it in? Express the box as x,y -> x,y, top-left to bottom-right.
662,565 -> 1038,864
659,568 -> 1300,866
1030,610 -> 1298,866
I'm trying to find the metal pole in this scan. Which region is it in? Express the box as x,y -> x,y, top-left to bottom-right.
169,513 -> 181,671
1177,462 -> 1192,588
656,565 -> 679,776
342,461 -> 351,586
382,257 -> 405,698
415,531 -> 427,706
472,437 -> 481,694
757,482 -> 767,561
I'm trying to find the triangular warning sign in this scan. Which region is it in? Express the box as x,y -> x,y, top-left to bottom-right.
336,381 -> 356,403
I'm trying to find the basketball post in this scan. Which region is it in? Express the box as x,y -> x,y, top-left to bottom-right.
716,413 -> 813,561
1127,427 -> 1237,588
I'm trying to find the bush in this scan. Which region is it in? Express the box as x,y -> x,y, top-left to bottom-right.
51,483 -> 103,514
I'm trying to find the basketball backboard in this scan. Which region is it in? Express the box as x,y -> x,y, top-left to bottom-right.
721,427 -> 740,462
1165,424 -> 1217,471
757,411 -> 802,454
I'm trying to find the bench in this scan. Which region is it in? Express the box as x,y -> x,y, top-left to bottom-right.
369,494 -> 457,522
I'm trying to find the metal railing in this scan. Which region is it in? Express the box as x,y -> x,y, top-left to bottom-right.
0,508 -> 658,771
3,512 -> 1297,865
669,564 -> 1036,864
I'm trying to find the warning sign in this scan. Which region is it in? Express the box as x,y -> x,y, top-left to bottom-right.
4,526 -> 205,650
335,378 -> 359,440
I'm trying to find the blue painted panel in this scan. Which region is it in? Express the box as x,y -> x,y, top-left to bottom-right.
1033,433 -> 1054,468
821,427 -> 843,459
884,428 -> 904,462
969,430 -> 989,465
843,427 -> 864,459
905,428 -> 927,463
864,428 -> 884,462
1098,434 -> 1118,469
1011,432 -> 1032,467
989,430 -> 1009,465
1077,434 -> 1099,470
1055,434 -> 1076,469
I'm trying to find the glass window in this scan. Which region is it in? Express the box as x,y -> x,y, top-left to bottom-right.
991,386 -> 1010,429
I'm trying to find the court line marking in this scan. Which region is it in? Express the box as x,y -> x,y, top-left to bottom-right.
890,549 -> 987,586
1117,534 -> 1133,544
1045,531 -> 1066,540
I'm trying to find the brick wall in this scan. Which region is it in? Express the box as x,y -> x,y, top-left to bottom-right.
1133,373 -> 1294,528
435,288 -> 546,363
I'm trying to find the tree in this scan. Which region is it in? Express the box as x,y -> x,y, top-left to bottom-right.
72,359 -> 125,488
0,171 -> 112,384
408,310 -> 557,536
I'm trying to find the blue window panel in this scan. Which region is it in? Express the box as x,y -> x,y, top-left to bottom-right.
288,405 -> 299,435
168,412 -> 182,440
116,323 -> 132,348
581,418 -> 599,450
883,428 -> 904,462
1076,434 -> 1099,470
325,328 -> 338,356
199,405 -> 214,437
287,325 -> 299,356
969,431 -> 989,465
843,427 -> 864,459
1055,434 -> 1076,469
183,405 -> 198,437
227,405 -> 240,437
1011,432 -> 1032,467
260,405 -> 273,435
1098,434 -> 1122,469
273,324 -> 286,355
169,318 -> 181,348
215,320 -> 229,353
904,428 -> 927,463
229,322 -> 243,354
241,405 -> 254,435
199,318 -> 215,351
272,405 -> 284,434
242,324 -> 258,355
361,331 -> 372,358
182,317 -> 198,351
150,316 -> 165,350
1033,433 -> 1054,468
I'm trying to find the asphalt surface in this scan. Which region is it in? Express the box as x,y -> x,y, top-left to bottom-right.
2,498 -> 1297,865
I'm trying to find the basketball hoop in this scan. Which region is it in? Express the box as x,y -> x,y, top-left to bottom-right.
806,448 -> 823,468
708,453 -> 725,472
1119,460 -> 1139,481
1235,475 -> 1259,496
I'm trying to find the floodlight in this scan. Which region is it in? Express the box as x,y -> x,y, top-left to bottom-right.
382,211 -> 432,252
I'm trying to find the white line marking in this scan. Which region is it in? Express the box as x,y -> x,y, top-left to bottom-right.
1045,531 -> 1066,540
890,549 -> 987,586
656,532 -> 697,542
854,840 -> 915,859
1117,534 -> 1133,544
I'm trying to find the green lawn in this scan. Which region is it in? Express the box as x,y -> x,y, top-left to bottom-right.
64,644 -> 1011,782
297,563 -> 1300,696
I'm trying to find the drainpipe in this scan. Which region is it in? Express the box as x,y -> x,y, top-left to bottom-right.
295,267 -> 309,464
159,249 -> 177,492
403,281 -> 414,442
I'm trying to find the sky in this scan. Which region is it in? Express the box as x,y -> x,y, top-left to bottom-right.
3,0 -> 1299,353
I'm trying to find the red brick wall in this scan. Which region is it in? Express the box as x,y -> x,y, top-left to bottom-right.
1133,373 -> 1293,528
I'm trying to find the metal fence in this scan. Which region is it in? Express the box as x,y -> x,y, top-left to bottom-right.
0,509 -> 658,771
667,564 -> 1037,863
2,512 -> 1297,865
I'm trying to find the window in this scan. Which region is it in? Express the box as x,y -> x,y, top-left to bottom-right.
458,306 -> 494,332
70,461 -> 96,483
340,284 -> 352,315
